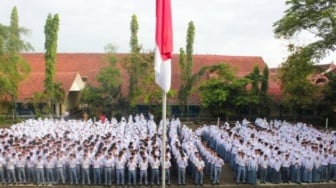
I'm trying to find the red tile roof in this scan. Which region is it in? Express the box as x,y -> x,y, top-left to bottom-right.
19,53 -> 272,104
18,72 -> 80,101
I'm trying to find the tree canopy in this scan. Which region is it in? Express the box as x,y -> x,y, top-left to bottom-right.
0,6 -> 32,108
198,64 -> 249,119
44,13 -> 60,115
274,0 -> 336,62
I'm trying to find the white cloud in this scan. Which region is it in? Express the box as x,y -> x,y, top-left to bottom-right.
0,0 -> 293,67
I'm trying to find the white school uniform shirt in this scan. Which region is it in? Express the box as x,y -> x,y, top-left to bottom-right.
92,157 -> 101,169
259,157 -> 269,169
36,159 -> 44,169
6,157 -> 16,170
16,158 -> 26,168
115,157 -> 126,170
314,157 -> 321,168
56,157 -> 66,168
104,157 -> 115,168
177,157 -> 188,168
45,159 -> 55,169
150,157 -> 160,169
0,157 -> 6,168
321,156 -> 329,166
215,157 -> 224,168
69,157 -> 78,168
195,158 -> 205,171
330,155 -> 336,164
127,159 -> 137,171
236,155 -> 246,167
273,159 -> 281,172
81,157 -> 92,169
304,158 -> 314,171
26,157 -> 36,168
281,157 -> 291,168
139,158 -> 149,171
163,159 -> 171,169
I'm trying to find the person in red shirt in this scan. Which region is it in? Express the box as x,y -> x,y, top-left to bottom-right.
99,113 -> 106,124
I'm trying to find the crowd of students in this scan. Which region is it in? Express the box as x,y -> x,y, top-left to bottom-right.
0,115 -> 335,186
0,115 -> 224,186
198,118 -> 336,185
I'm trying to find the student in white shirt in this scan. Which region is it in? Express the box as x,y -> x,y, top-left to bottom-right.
35,156 -> 45,185
150,155 -> 161,186
195,154 -> 205,186
69,154 -> 79,185
163,155 -> 172,186
103,154 -> 114,186
92,153 -> 102,185
115,153 -> 126,186
281,154 -> 291,183
139,155 -> 149,186
55,153 -> 66,185
0,152 -> 5,184
213,153 -> 224,185
45,155 -> 55,184
235,152 -> 247,184
16,154 -> 26,184
321,153 -> 330,182
81,153 -> 91,185
177,154 -> 188,185
26,153 -> 35,184
259,154 -> 269,184
127,156 -> 137,186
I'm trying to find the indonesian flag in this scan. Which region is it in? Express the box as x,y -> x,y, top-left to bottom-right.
155,0 -> 173,93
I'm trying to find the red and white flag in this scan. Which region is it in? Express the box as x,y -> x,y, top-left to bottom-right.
155,0 -> 173,93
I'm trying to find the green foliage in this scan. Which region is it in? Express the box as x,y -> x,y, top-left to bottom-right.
322,73 -> 336,126
0,7 -> 32,120
130,15 -> 140,53
126,14 -> 143,106
278,46 -> 317,119
259,65 -> 272,116
99,44 -> 122,103
178,21 -> 197,116
79,85 -> 104,116
98,44 -> 121,100
44,13 -> 59,115
261,65 -> 269,94
79,44 -> 122,117
274,0 -> 336,62
198,64 -> 249,119
186,21 -> 195,79
245,65 -> 272,117
44,14 -> 59,97
248,66 -> 262,96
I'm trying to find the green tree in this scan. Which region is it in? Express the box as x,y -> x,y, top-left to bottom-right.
260,65 -> 271,117
278,46 -> 317,120
79,44 -> 122,118
127,14 -> 142,106
0,6 -> 32,119
246,66 -> 262,118
198,64 -> 249,120
178,21 -> 195,117
97,44 -> 122,115
44,13 -> 59,115
273,0 -> 336,62
322,72 -> 336,126
79,85 -> 104,118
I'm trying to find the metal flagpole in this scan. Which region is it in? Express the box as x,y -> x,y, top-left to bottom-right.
161,91 -> 167,188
